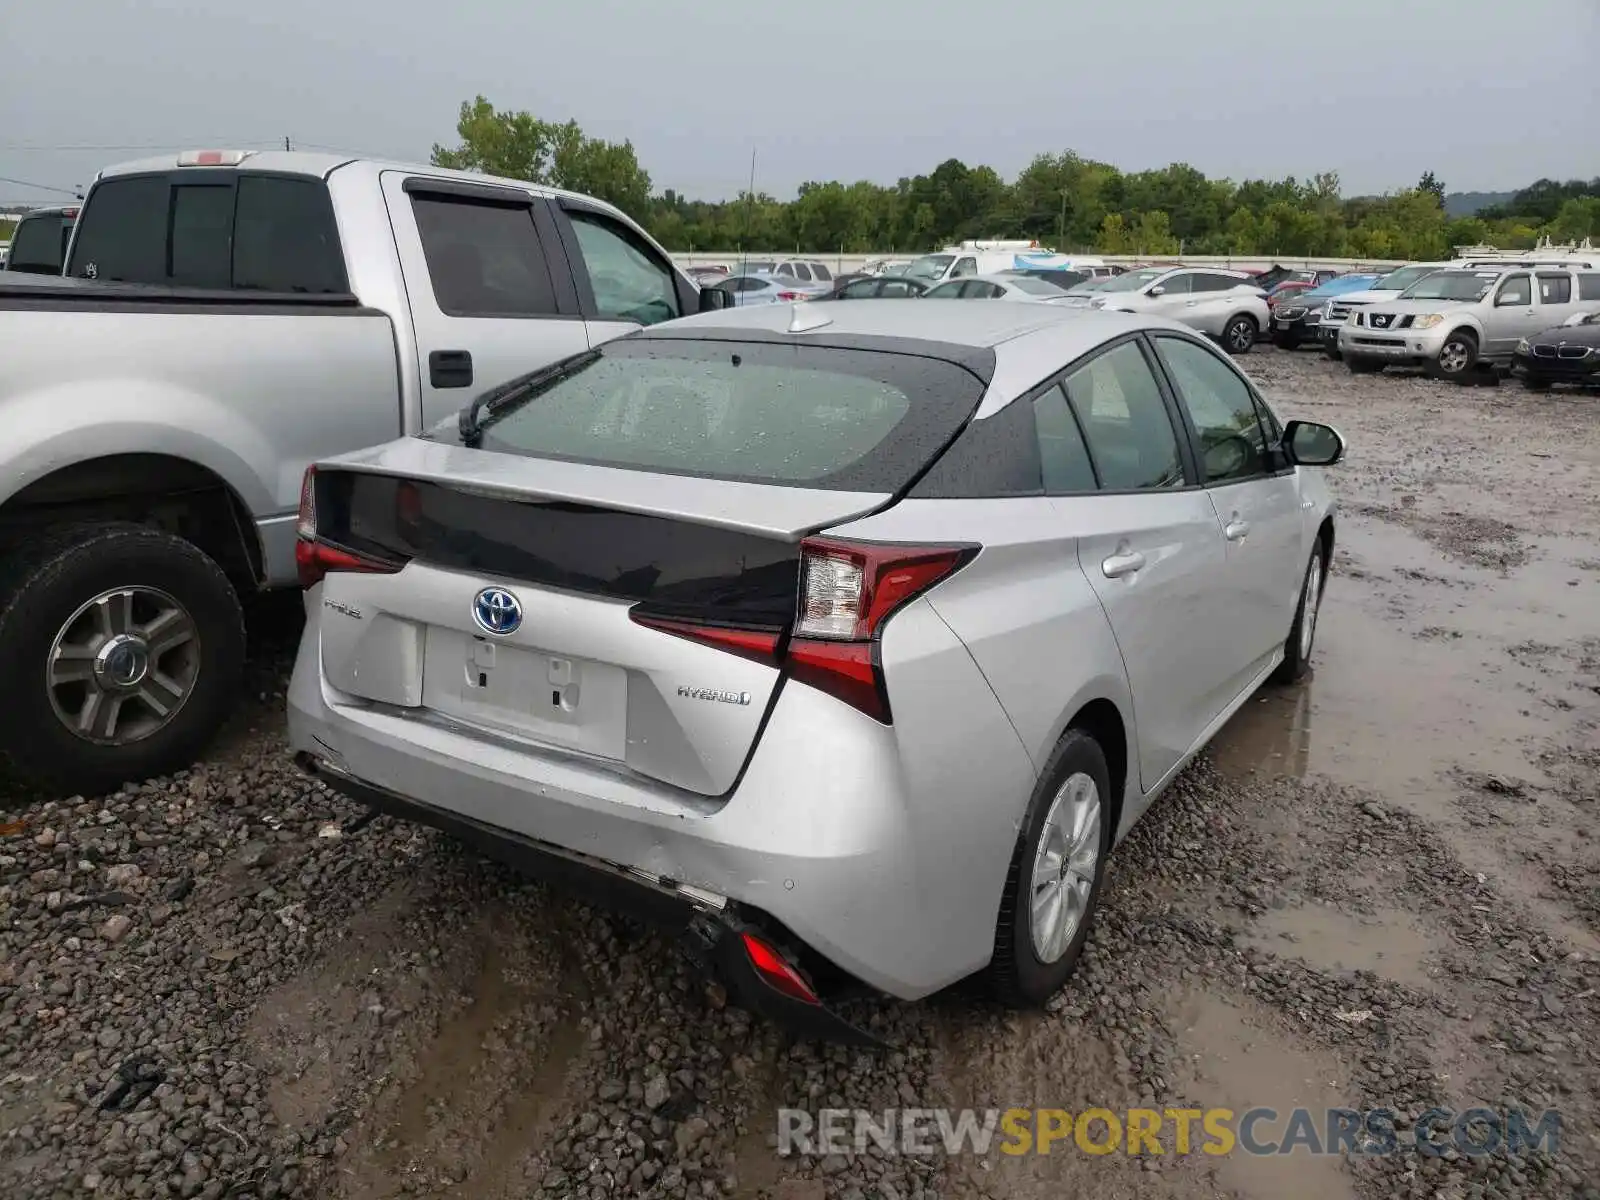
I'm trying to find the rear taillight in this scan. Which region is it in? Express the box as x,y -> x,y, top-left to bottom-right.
786,537 -> 974,722
778,291 -> 807,302
628,537 -> 974,724
294,466 -> 407,589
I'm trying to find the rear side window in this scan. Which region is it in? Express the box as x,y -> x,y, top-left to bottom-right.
232,176 -> 346,293
1062,341 -> 1185,491
467,339 -> 990,491
69,176 -> 168,282
168,185 -> 235,287
6,214 -> 73,274
812,263 -> 832,281
411,195 -> 558,317
1537,273 -> 1572,304
1579,274 -> 1600,301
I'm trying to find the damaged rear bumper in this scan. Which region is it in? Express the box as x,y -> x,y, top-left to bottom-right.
295,751 -> 881,1045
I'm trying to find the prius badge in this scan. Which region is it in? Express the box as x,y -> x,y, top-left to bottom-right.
472,587 -> 522,636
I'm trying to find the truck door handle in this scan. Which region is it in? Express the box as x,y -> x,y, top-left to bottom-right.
1224,519 -> 1251,541
429,349 -> 474,389
1101,550 -> 1146,579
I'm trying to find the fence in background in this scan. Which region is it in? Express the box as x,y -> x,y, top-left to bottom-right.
671,251 -> 1412,274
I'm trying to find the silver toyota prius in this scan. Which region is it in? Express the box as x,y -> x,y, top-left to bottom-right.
287,301 -> 1343,1040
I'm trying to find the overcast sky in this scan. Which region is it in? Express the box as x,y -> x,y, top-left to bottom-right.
3,0 -> 1596,206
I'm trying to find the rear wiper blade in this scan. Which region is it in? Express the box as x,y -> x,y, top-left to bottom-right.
458,348 -> 603,446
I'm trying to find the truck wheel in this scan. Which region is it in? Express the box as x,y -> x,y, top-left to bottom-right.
0,523 -> 245,796
1428,330 -> 1478,381
1223,314 -> 1258,354
988,728 -> 1113,1007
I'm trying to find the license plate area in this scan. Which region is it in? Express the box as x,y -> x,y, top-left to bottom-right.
420,626 -> 627,760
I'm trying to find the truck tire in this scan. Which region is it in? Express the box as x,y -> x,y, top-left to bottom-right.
0,523 -> 245,796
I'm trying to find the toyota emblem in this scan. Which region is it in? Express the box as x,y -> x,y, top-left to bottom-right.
472,587 -> 522,636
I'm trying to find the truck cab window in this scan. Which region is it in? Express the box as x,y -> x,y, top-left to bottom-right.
67,176 -> 168,282
233,176 -> 347,293
566,211 -> 680,326
411,195 -> 559,317
169,185 -> 235,288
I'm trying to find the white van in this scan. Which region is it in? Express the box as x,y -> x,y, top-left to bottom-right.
902,240 -> 1108,286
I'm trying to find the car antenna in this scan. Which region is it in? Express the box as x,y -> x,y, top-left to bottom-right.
787,305 -> 832,333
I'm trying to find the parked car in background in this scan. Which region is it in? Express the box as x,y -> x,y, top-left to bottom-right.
1272,274 -> 1381,349
1512,306 -> 1600,390
686,265 -> 730,285
772,259 -> 834,284
923,274 -> 1074,303
1001,267 -> 1089,291
815,274 -> 929,300
288,299 -> 1345,1038
1069,266 -> 1271,354
858,258 -> 914,276
0,148 -> 729,794
713,272 -> 831,306
1,205 -> 79,275
903,243 -> 1106,286
1340,265 -> 1600,380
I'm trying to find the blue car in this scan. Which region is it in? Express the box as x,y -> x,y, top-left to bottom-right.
1270,273 -> 1383,349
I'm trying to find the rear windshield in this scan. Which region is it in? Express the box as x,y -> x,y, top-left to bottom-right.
458,338 -> 990,491
5,213 -> 74,274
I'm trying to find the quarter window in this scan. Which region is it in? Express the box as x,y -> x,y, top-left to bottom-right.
411,194 -> 559,317
1578,273 -> 1600,301
566,210 -> 680,325
812,263 -> 832,281
1062,341 -> 1185,491
1154,336 -> 1271,484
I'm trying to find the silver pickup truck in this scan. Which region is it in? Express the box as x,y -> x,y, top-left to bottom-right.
0,149 -> 728,795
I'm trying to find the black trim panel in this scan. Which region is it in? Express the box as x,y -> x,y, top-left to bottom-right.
0,280 -> 378,317
400,175 -> 542,206
314,470 -> 803,628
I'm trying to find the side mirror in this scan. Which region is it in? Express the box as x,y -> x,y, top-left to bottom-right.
1147,285 -> 1165,297
698,285 -> 734,313
1282,419 -> 1344,467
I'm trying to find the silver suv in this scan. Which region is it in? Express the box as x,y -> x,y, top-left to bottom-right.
1340,265 -> 1600,380
1062,266 -> 1272,354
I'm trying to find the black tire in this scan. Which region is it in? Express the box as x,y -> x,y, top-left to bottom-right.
1323,344 -> 1343,362
1427,329 -> 1478,381
1272,541 -> 1327,685
988,728 -> 1114,1007
1522,375 -> 1551,392
1223,313 -> 1258,355
1273,331 -> 1301,350
0,523 -> 245,796
1345,355 -> 1383,374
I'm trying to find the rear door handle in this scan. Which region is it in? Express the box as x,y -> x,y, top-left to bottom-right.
1102,550 -> 1146,579
1224,519 -> 1251,541
428,349 -> 474,389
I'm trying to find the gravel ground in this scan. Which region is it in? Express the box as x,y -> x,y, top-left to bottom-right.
2,348 -> 1598,1200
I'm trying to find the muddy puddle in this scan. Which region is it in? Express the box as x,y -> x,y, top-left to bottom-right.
1172,993 -> 1357,1200
1242,902 -> 1439,990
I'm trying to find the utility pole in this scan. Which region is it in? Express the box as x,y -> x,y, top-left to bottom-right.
284,136 -> 292,152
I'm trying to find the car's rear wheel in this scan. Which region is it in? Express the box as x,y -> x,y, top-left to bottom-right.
1272,541 -> 1327,684
988,728 -> 1113,1007
0,523 -> 245,796
1223,314 -> 1258,354
1428,330 -> 1478,381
